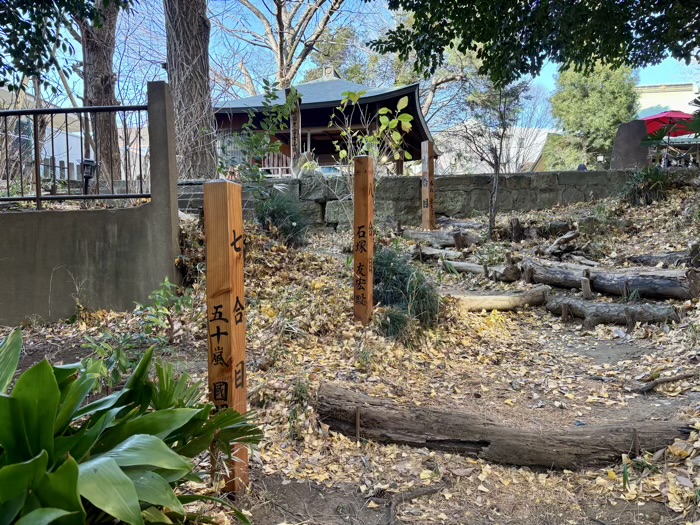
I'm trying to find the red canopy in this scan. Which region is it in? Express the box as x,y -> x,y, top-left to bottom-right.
641,111 -> 695,136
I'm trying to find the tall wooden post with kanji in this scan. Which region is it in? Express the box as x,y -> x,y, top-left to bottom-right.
203,180 -> 248,494
421,140 -> 436,230
353,156 -> 375,325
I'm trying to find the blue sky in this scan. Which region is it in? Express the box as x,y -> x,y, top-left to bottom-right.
534,57 -> 698,93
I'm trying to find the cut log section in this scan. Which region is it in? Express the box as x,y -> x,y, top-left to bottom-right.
451,285 -> 550,311
413,246 -> 462,261
521,257 -> 700,300
316,384 -> 690,470
546,296 -> 680,329
448,261 -> 521,282
403,229 -> 481,248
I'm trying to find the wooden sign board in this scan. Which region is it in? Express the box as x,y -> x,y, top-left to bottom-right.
203,180 -> 248,494
353,156 -> 375,325
421,140 -> 436,230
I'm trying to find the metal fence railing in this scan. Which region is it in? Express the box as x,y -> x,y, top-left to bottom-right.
0,104 -> 150,209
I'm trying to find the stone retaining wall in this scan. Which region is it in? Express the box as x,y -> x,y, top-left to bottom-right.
178,170 -> 631,229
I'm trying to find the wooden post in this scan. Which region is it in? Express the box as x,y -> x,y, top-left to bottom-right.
286,88 -> 301,169
203,180 -> 248,494
353,156 -> 374,325
421,140 -> 436,230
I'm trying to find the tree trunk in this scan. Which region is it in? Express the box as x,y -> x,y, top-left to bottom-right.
521,258 -> 700,300
164,0 -> 217,180
452,285 -> 549,311
316,384 -> 690,470
488,164 -> 499,240
546,295 -> 680,329
81,0 -> 121,188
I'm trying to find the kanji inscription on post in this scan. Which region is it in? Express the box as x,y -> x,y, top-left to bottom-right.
421,140 -> 436,230
203,180 -> 248,494
353,156 -> 375,325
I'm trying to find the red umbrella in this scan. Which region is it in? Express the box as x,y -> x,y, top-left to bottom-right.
641,111 -> 695,136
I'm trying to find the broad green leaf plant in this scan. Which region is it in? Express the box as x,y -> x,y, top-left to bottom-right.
0,330 -> 261,525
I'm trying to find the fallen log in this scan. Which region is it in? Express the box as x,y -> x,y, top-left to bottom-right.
546,296 -> 680,329
448,261 -> 521,282
436,218 -> 483,230
544,230 -> 580,256
403,229 -> 480,248
562,253 -> 599,267
316,384 -> 690,470
626,245 -> 700,268
633,371 -> 698,394
521,257 -> 700,300
452,285 -> 550,311
497,220 -> 573,241
413,246 -> 462,260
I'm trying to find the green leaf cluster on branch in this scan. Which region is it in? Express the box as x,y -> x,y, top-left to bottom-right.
370,0 -> 700,85
0,0 -> 136,90
221,80 -> 301,183
329,91 -> 413,170
0,330 -> 261,525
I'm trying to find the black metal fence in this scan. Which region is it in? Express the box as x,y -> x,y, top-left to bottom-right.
0,104 -> 150,209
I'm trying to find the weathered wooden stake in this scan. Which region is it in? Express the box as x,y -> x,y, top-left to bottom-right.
353,156 -> 375,325
421,140 -> 436,230
203,180 -> 248,494
582,269 -> 593,300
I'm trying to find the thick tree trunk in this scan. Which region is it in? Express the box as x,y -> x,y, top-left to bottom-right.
316,384 -> 690,469
452,285 -> 549,311
546,295 -> 680,329
164,0 -> 217,180
81,0 -> 121,188
521,258 -> 700,300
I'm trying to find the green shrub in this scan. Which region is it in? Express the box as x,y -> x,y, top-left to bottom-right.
0,329 -> 260,525
135,278 -> 194,346
373,248 -> 440,328
82,331 -> 137,390
377,307 -> 411,339
619,166 -> 675,205
255,191 -> 309,247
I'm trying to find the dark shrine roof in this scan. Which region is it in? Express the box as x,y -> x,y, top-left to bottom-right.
214,77 -> 434,159
216,78 -> 418,112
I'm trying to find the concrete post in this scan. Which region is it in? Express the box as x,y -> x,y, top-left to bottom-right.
147,81 -> 180,283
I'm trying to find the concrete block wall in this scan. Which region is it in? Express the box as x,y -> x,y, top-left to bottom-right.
178,170 -> 631,230
0,82 -> 180,326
